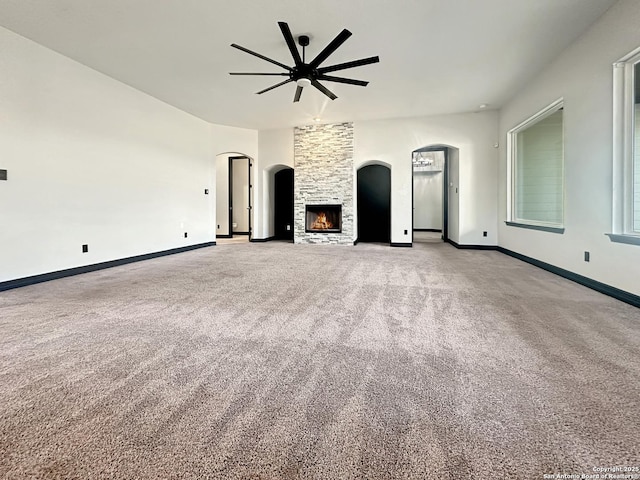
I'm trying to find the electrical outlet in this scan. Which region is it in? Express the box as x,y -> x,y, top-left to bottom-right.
286,224 -> 291,231
584,251 -> 590,262
483,231 -> 487,237
404,229 -> 408,235
217,225 -> 220,229
82,244 -> 88,253
184,232 -> 188,238
204,188 -> 209,195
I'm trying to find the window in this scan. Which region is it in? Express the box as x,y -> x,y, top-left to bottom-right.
610,48 -> 640,244
507,99 -> 564,233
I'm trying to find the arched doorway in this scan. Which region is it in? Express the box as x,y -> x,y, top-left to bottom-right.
357,164 -> 391,243
274,167 -> 294,240
411,144 -> 459,244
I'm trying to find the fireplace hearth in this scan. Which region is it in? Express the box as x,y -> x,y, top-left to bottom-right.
305,205 -> 342,233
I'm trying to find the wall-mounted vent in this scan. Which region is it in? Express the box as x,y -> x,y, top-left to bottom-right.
0,169 -> 7,181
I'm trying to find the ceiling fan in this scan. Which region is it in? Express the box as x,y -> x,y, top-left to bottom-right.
230,22 -> 380,102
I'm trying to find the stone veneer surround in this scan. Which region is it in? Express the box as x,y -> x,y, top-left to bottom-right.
294,122 -> 354,244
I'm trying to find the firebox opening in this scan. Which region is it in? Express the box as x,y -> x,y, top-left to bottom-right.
305,204 -> 342,233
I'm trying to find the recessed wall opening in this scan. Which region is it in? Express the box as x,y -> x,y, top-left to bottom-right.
305,205 -> 342,233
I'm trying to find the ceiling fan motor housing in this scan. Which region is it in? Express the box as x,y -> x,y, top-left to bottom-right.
292,64 -> 315,82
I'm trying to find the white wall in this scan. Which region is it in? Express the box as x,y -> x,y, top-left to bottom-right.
498,0 -> 640,296
211,125 -> 258,160
215,154 -> 230,235
256,128 -> 294,239
354,112 -> 499,245
0,26 -> 213,282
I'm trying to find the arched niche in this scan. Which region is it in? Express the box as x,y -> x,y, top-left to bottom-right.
357,163 -> 391,243
263,164 -> 294,240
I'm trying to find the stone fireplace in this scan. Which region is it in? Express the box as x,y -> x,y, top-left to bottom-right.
294,122 -> 353,244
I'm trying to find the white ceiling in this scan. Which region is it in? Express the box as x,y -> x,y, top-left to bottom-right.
0,0 -> 617,130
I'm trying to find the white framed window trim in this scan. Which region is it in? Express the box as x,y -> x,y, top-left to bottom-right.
609,47 -> 640,246
506,98 -> 565,234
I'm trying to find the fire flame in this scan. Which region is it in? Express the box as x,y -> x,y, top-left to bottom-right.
311,212 -> 333,230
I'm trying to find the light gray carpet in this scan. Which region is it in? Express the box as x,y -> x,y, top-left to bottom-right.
1,241 -> 639,479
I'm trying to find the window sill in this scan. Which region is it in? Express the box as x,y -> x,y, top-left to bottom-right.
505,221 -> 565,234
605,233 -> 640,246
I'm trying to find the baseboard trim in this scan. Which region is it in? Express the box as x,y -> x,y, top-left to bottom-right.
414,228 -> 442,232
216,234 -> 232,238
391,242 -> 412,247
250,236 -> 275,243
0,242 -> 216,292
447,239 -> 498,250
497,247 -> 640,308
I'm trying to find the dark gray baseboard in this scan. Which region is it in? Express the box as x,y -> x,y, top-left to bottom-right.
250,236 -> 275,243
216,234 -> 232,238
5,239 -> 636,309
0,242 -> 216,292
446,239 -> 498,250
355,239 -> 393,246
414,228 -> 442,232
497,247 -> 640,308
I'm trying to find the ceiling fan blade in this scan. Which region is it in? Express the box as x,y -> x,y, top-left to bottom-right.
231,43 -> 292,71
230,72 -> 290,76
293,86 -> 303,103
308,29 -> 352,69
317,56 -> 380,74
256,78 -> 293,95
318,75 -> 369,86
278,22 -> 303,66
311,79 -> 337,100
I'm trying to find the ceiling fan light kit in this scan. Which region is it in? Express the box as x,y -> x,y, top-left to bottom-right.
230,22 -> 379,103
296,78 -> 312,88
